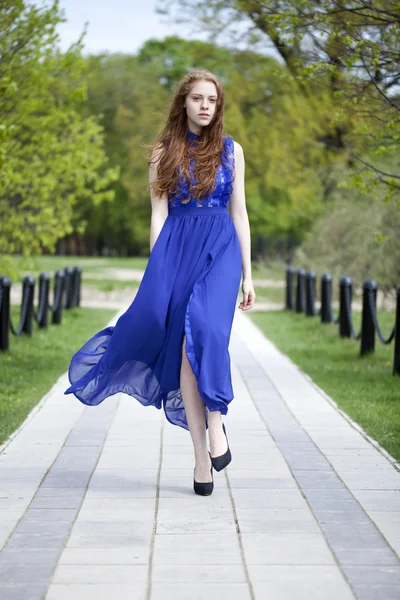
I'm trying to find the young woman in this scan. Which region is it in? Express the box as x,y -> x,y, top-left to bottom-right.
64,69 -> 255,497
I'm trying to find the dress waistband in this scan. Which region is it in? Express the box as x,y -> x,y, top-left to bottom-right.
168,205 -> 228,216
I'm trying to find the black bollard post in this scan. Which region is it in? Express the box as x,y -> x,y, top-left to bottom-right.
37,273 -> 50,329
64,266 -> 74,309
393,284 -> 400,375
76,266 -> 82,307
285,266 -> 296,310
52,270 -> 65,325
305,271 -> 317,316
339,276 -> 352,338
0,277 -> 11,351
21,275 -> 35,335
360,278 -> 378,356
320,273 -> 333,324
296,268 -> 306,314
71,266 -> 82,308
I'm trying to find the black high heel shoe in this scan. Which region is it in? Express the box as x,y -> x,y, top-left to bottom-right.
210,423 -> 231,472
193,453 -> 214,496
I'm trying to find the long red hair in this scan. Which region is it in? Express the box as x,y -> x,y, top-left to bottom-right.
147,69 -> 228,202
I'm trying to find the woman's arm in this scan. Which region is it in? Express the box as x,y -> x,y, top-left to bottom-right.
149,146 -> 169,252
229,141 -> 256,311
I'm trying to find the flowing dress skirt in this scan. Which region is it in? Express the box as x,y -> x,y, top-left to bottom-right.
64,204 -> 242,431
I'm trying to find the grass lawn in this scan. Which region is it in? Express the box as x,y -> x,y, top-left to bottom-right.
248,309 -> 400,462
254,284 -> 285,304
10,255 -> 150,280
0,306 -> 116,447
8,255 -> 287,282
82,278 -> 142,292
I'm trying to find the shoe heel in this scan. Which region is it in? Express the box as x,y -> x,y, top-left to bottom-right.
210,423 -> 232,472
193,461 -> 214,496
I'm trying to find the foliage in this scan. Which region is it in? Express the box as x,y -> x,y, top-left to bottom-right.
0,1 -> 118,272
160,0 -> 400,199
297,185 -> 400,295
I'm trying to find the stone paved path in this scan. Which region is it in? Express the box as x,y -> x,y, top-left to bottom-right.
0,308 -> 399,599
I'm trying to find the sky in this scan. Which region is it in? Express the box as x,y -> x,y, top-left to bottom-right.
57,0 -> 207,55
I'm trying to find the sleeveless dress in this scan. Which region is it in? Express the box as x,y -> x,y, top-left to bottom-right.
64,129 -> 242,431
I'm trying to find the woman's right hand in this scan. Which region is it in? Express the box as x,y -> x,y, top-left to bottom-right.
239,278 -> 256,311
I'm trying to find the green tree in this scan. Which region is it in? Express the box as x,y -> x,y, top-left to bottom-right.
160,0 -> 400,198
0,1 -> 118,268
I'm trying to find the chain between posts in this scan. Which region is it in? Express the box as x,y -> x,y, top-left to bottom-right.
285,268 -> 400,376
0,266 -> 82,351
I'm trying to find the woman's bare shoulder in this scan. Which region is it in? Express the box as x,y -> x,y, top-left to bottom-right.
232,140 -> 244,155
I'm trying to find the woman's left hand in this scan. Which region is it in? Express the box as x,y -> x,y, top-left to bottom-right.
239,278 -> 256,311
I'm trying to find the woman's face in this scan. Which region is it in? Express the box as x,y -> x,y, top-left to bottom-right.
185,80 -> 218,132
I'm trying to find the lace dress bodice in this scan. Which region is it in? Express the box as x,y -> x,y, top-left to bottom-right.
168,130 -> 235,208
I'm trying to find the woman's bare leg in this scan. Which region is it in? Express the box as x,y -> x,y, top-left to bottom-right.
180,335 -> 212,482
207,408 -> 229,458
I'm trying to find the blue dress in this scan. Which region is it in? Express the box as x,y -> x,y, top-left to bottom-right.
64,129 -> 242,431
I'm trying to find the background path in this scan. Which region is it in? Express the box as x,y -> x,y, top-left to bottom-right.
0,308 -> 399,599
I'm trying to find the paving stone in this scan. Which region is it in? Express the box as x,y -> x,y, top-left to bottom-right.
156,514 -> 235,534
314,510 -> 372,526
249,565 -> 354,600
232,488 -> 309,510
56,546 -> 150,565
88,469 -> 158,489
151,563 -> 247,583
351,490 -> 400,511
235,508 -> 321,534
333,545 -> 400,566
366,511 -> 400,556
284,458 -> 333,471
350,584 -> 400,599
29,495 -> 84,510
227,452 -> 288,470
51,564 -> 148,584
149,583 -> 252,600
45,583 -> 147,600
240,532 -> 336,565
0,583 -> 47,600
0,560 -> 55,583
65,531 -> 152,548
0,468 -> 46,480
84,486 -> 157,499
18,508 -> 77,521
152,532 -> 243,564
12,518 -> 74,535
322,528 -> 392,551
157,496 -> 232,511
341,565 -> 400,584
4,530 -> 68,550
75,508 -> 155,522
78,497 -> 157,511
228,474 -> 297,489
339,470 -> 400,490
0,548 -> 59,565
291,469 -> 349,490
